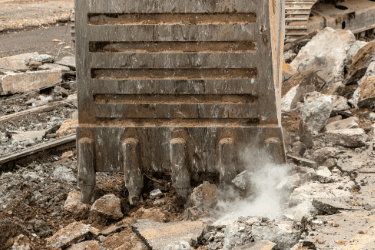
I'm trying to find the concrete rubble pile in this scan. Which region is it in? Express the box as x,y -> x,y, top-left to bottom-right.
0,53 -> 77,157
1,27 -> 375,250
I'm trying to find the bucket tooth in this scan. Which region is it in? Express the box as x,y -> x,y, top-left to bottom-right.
219,138 -> 237,185
78,137 -> 96,204
123,138 -> 143,205
265,137 -> 285,164
170,138 -> 190,198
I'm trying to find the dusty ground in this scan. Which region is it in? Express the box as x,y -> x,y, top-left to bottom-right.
0,0 -> 74,33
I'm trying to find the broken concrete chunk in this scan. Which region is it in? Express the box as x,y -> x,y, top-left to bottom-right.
325,117 -> 359,131
286,154 -> 318,169
371,124 -> 375,140
290,141 -> 307,157
91,194 -> 123,220
11,130 -> 46,142
0,52 -> 38,72
11,234 -> 34,250
326,128 -> 369,148
132,219 -> 204,250
316,166 -> 332,183
27,61 -> 42,69
64,191 -> 91,215
150,189 -> 163,199
0,70 -> 62,95
281,71 -> 325,112
55,56 -> 76,70
289,182 -> 352,207
313,147 -> 338,164
67,240 -> 100,250
345,41 -> 368,70
345,42 -> 375,85
357,76 -> 375,109
291,27 -> 355,87
252,224 -> 301,250
162,241 -> 192,250
233,241 -> 276,250
301,92 -> 333,133
312,198 -> 354,215
222,220 -> 253,249
276,171 -> 316,191
292,200 -> 318,222
56,119 -> 78,137
25,54 -> 55,65
232,171 -> 251,190
38,63 -> 71,72
331,95 -> 350,113
46,221 -> 92,249
53,166 -> 77,183
190,183 -> 218,209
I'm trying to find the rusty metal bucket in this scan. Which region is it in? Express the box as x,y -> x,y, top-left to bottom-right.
75,0 -> 286,204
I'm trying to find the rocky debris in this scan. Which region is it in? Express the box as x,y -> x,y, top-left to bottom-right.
371,124 -> 375,140
150,189 -> 163,199
55,56 -> 76,70
11,234 -> 34,250
91,194 -> 124,220
25,54 -> 55,65
289,181 -> 353,207
301,92 -> 333,133
10,130 -> 46,142
25,61 -> 42,70
357,75 -> 375,109
313,147 -> 338,165
0,70 -> 62,95
252,222 -> 301,250
133,207 -> 166,223
163,241 -> 192,250
132,219 -> 204,250
281,71 -> 325,112
325,117 -> 359,131
0,220 -> 30,250
232,171 -> 251,190
56,119 -> 78,137
53,166 -> 77,183
312,198 -> 355,215
331,95 -> 350,113
292,201 -> 318,222
345,42 -> 375,86
190,183 -> 218,209
67,240 -> 100,250
46,222 -> 93,249
316,166 -> 332,183
233,241 -> 276,250
286,155 -> 318,169
284,51 -> 297,64
291,27 -> 355,87
64,191 -> 91,215
345,41 -> 368,72
326,128 -> 369,148
276,171 -> 316,191
0,53 -> 38,73
38,63 -> 71,72
66,94 -> 78,107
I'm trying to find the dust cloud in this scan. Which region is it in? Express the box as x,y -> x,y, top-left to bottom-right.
215,146 -> 292,223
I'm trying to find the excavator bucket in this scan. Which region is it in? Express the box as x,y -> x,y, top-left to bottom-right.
75,0 -> 286,204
